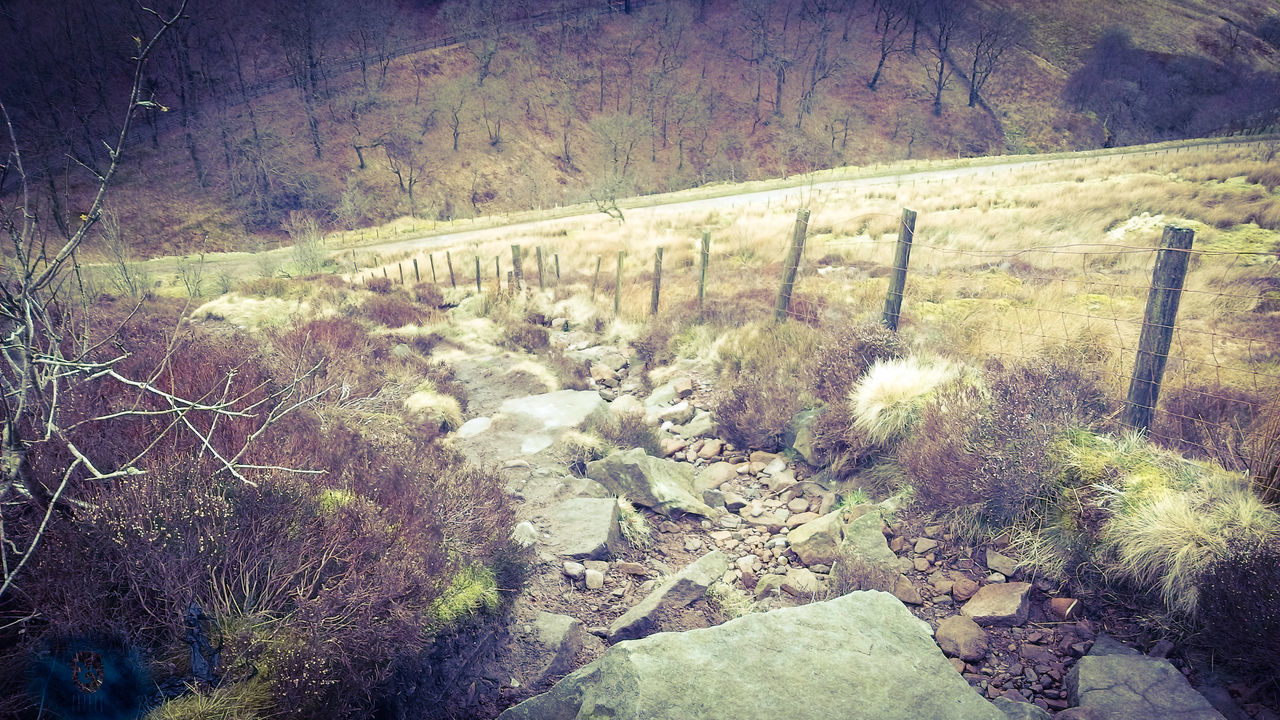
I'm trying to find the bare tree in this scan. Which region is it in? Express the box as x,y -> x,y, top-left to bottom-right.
921,0 -> 966,116
441,0 -> 508,86
0,1 -> 323,603
868,0 -> 910,90
962,7 -> 1024,107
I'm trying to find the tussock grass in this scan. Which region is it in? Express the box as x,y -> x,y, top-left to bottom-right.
851,357 -> 966,446
617,496 -> 653,550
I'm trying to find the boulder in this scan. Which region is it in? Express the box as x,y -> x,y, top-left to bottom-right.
781,567 -> 820,596
536,497 -> 622,560
962,582 -> 1032,627
985,550 -> 1018,577
498,390 -> 607,432
680,410 -> 717,439
840,509 -> 897,567
695,461 -> 738,491
787,510 -> 847,566
524,612 -> 584,686
657,400 -> 696,425
500,591 -> 1006,720
787,408 -> 822,466
586,448 -> 714,517
609,551 -> 729,641
609,394 -> 645,418
936,615 -> 989,662
1066,634 -> 1226,720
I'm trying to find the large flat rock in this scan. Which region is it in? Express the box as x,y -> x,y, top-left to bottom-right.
1066,634 -> 1225,720
535,497 -> 622,560
500,591 -> 1006,720
586,447 -> 714,517
609,550 -> 729,641
498,389 -> 607,432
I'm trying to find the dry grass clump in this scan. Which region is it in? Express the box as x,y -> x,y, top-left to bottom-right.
617,496 -> 654,549
850,356 -> 967,447
413,282 -> 446,307
711,321 -> 823,451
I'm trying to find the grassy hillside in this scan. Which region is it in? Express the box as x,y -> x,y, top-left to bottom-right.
4,0 -> 1278,261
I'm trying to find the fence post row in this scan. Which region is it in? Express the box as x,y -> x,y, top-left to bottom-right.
774,208 -> 811,322
1123,225 -> 1195,433
881,207 -> 917,331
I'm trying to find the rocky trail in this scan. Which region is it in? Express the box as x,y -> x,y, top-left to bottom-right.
435,307 -> 1259,720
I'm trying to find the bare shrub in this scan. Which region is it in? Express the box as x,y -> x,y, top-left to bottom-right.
413,282 -> 445,307
1244,398 -> 1280,504
1151,383 -> 1261,471
363,293 -> 428,328
365,276 -> 393,294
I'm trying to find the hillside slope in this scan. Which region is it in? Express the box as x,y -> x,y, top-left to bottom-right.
3,0 -> 1279,257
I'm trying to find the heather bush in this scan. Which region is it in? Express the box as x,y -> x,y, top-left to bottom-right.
899,354 -> 1113,526
1198,538 -> 1280,690
501,321 -> 550,352
362,293 -> 428,328
364,276 -> 393,294
3,307 -> 515,719
586,409 -> 662,457
811,320 -> 906,403
712,322 -> 821,451
413,282 -> 445,307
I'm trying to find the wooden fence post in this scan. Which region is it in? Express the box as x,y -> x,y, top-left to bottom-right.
554,253 -> 561,283
446,251 -> 456,287
475,256 -> 481,293
351,249 -> 358,271
614,251 -> 625,316
592,256 -> 602,300
773,208 -> 811,322
398,263 -> 404,284
494,256 -> 501,290
650,247 -> 663,315
881,207 -> 917,331
511,244 -> 524,290
413,258 -> 420,283
536,246 -> 545,290
429,255 -> 437,283
1123,225 -> 1196,433
698,231 -> 710,310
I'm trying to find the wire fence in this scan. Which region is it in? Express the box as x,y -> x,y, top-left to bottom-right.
344,197 -> 1279,478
